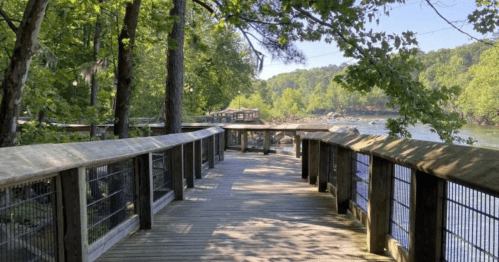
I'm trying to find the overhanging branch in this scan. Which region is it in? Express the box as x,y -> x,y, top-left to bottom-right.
0,8 -> 19,33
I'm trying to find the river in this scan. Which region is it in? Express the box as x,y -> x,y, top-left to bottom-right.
325,115 -> 499,149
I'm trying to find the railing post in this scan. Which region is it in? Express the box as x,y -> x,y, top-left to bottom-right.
367,156 -> 393,253
409,170 -> 444,262
318,141 -> 329,192
195,140 -> 202,179
336,147 -> 352,214
184,142 -> 195,188
224,129 -> 229,149
208,135 -> 215,168
219,132 -> 225,161
241,130 -> 248,153
136,153 -> 153,229
302,139 -> 309,179
172,145 -> 184,200
294,135 -> 301,158
263,130 -> 270,155
308,140 -> 319,185
60,167 -> 88,262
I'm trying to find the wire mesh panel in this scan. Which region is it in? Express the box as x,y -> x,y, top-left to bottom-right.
86,159 -> 135,245
390,165 -> 411,250
351,153 -> 370,212
202,138 -> 209,164
0,177 -> 59,262
327,146 -> 337,185
228,130 -> 241,147
152,152 -> 172,201
247,131 -> 265,150
442,182 -> 499,262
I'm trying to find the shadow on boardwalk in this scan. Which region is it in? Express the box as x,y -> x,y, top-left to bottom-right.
97,152 -> 394,261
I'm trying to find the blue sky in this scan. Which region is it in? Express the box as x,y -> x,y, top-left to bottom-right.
257,1 -> 492,80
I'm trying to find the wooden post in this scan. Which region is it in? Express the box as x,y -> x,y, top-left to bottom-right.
302,139 -> 309,179
263,130 -> 270,155
308,140 -> 319,185
195,140 -> 202,179
208,135 -> 215,168
336,147 -> 352,214
172,145 -> 184,200
136,153 -> 153,229
241,130 -> 248,153
219,132 -> 225,161
294,135 -> 301,158
367,156 -> 393,253
318,142 -> 329,192
184,142 -> 195,188
224,129 -> 229,149
409,170 -> 444,262
60,167 -> 88,262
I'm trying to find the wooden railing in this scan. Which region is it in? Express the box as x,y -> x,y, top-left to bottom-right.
0,127 -> 225,262
303,132 -> 499,262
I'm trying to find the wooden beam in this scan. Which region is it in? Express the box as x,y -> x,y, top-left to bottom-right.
60,167 -> 88,262
367,156 -> 393,253
172,145 -> 184,200
302,139 -> 309,179
294,135 -> 301,158
137,153 -> 153,229
195,140 -> 202,179
263,131 -> 270,155
184,142 -> 195,188
318,142 -> 329,192
308,140 -> 319,185
241,130 -> 248,153
336,147 -> 352,214
208,135 -> 215,168
409,170 -> 444,262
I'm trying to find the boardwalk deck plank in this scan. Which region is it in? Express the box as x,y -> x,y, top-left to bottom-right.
96,152 -> 394,262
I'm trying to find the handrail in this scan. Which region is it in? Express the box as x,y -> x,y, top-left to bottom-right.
0,127 -> 223,187
303,131 -> 499,198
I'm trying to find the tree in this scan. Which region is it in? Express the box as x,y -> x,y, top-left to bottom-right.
114,0 -> 141,138
0,0 -> 49,147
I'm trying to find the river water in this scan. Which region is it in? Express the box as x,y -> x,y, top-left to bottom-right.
326,115 -> 499,149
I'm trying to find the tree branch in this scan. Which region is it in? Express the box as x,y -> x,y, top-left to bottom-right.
191,0 -> 214,14
424,0 -> 494,46
0,8 -> 19,33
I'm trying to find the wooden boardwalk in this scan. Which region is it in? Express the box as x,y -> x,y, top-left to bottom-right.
97,152 -> 394,261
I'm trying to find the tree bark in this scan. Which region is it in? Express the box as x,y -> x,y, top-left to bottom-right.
0,0 -> 49,147
37,110 -> 45,128
114,0 -> 141,139
164,0 -> 186,134
90,6 -> 102,137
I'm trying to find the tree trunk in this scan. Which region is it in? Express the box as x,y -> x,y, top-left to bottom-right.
90,14 -> 102,137
114,0 -> 141,139
37,110 -> 45,128
164,0 -> 186,134
0,0 -> 49,147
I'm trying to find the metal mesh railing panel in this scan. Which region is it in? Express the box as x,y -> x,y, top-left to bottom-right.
442,182 -> 499,262
0,177 -> 59,262
351,153 -> 370,212
152,152 -> 172,201
390,164 -> 411,250
327,146 -> 337,185
86,159 -> 135,245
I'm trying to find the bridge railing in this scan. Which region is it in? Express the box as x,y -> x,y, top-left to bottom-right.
0,127 -> 224,262
303,132 -> 499,262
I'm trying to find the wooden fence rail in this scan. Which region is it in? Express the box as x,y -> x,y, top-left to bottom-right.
0,127 -> 224,262
303,132 -> 499,262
